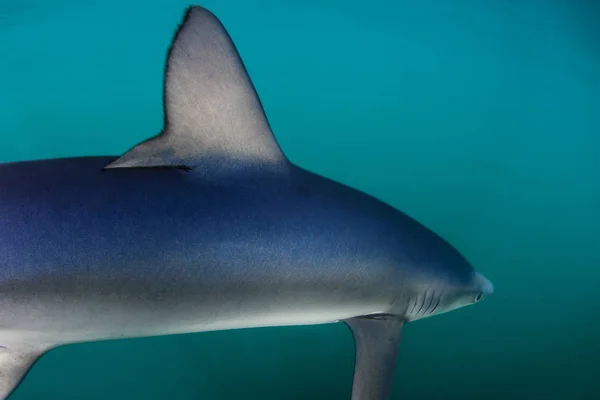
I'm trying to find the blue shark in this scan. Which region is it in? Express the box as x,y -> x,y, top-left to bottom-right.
0,6 -> 493,399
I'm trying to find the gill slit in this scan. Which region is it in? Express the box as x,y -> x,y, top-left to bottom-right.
424,290 -> 436,315
416,290 -> 428,316
429,295 -> 441,314
408,293 -> 419,316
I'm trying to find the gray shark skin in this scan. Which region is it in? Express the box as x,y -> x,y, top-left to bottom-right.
0,6 -> 493,400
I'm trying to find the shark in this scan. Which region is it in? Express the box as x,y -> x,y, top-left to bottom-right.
0,5 -> 494,400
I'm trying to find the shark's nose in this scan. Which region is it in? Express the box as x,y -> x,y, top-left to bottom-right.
476,272 -> 494,295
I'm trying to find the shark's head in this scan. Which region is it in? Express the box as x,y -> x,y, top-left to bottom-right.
379,210 -> 496,323
435,271 -> 494,315
404,270 -> 494,322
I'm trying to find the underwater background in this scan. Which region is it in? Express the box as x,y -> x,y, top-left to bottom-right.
0,0 -> 598,398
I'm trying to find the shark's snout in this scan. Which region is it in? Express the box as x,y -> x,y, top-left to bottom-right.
476,272 -> 494,296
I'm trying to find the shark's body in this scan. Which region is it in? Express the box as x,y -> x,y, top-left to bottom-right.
0,6 -> 493,399
0,157 -> 451,341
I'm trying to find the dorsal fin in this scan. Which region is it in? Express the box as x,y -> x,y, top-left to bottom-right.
105,6 -> 288,174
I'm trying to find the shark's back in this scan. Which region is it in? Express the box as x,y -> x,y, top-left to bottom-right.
0,157 -> 405,340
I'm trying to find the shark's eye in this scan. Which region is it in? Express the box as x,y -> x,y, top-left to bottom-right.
474,292 -> 484,302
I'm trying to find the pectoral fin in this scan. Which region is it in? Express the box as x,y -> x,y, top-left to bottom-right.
0,346 -> 48,399
344,315 -> 404,400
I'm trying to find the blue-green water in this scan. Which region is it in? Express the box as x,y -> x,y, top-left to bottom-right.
1,0 -> 599,398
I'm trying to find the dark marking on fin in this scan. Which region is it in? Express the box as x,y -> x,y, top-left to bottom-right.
344,314 -> 403,400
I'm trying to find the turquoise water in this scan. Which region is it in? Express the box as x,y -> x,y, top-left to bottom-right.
1,0 -> 599,398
